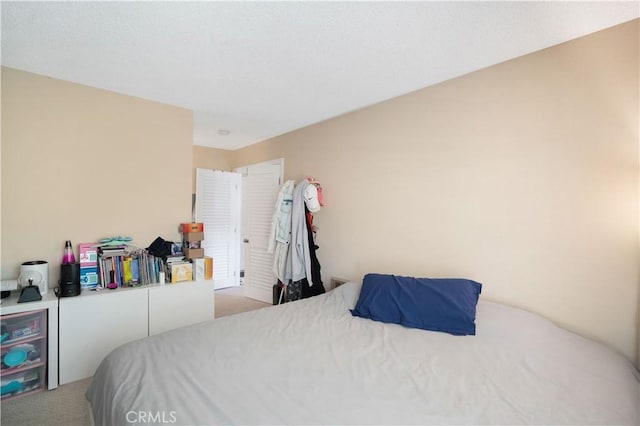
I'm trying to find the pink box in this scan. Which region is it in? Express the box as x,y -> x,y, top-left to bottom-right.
79,243 -> 98,267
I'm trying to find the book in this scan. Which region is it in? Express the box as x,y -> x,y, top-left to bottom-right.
130,258 -> 140,285
123,258 -> 132,285
165,254 -> 185,264
98,245 -> 128,258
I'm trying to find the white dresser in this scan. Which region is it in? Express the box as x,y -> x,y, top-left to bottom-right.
58,280 -> 214,385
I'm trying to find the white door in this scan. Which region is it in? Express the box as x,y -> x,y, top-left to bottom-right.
195,169 -> 241,290
235,160 -> 282,303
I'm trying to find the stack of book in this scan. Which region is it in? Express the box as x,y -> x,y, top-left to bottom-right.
133,250 -> 166,286
97,246 -> 165,288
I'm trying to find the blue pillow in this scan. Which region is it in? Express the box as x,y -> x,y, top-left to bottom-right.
351,273 -> 482,335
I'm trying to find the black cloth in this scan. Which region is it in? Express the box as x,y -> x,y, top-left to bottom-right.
301,206 -> 325,299
283,207 -> 325,302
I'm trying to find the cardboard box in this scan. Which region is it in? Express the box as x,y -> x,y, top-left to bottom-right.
170,263 -> 193,283
184,248 -> 205,259
182,232 -> 204,242
182,231 -> 204,249
182,240 -> 201,249
180,222 -> 204,233
205,256 -> 213,279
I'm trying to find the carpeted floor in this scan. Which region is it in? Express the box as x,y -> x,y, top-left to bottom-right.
0,288 -> 270,426
214,287 -> 271,317
0,377 -> 93,426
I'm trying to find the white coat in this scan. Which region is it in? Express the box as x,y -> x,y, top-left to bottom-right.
286,180 -> 313,285
268,180 -> 294,282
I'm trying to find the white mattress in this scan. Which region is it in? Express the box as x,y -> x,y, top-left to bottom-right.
86,282 -> 640,425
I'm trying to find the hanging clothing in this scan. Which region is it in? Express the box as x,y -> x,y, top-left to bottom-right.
286,179 -> 313,285
286,279 -> 303,302
286,203 -> 325,302
302,205 -> 324,297
273,177 -> 325,303
268,180 -> 294,282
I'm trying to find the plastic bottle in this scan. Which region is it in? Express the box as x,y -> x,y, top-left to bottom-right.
62,240 -> 76,264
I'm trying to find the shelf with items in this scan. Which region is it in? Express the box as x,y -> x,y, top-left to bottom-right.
1,365 -> 45,401
1,333 -> 45,348
1,360 -> 46,376
82,225 -> 213,291
0,309 -> 48,400
1,309 -> 44,344
0,292 -> 58,391
1,338 -> 46,373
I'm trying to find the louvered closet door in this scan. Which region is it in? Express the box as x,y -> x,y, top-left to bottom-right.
195,169 -> 241,289
242,163 -> 281,303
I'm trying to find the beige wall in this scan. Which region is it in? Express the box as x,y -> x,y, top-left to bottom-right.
1,67 -> 193,283
233,20 -> 640,363
192,145 -> 234,193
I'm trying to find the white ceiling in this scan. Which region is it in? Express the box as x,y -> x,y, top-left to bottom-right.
2,2 -> 638,150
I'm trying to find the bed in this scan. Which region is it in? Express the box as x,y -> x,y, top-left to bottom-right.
86,279 -> 640,425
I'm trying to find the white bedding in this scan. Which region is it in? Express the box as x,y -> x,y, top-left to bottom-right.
86,282 -> 640,425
